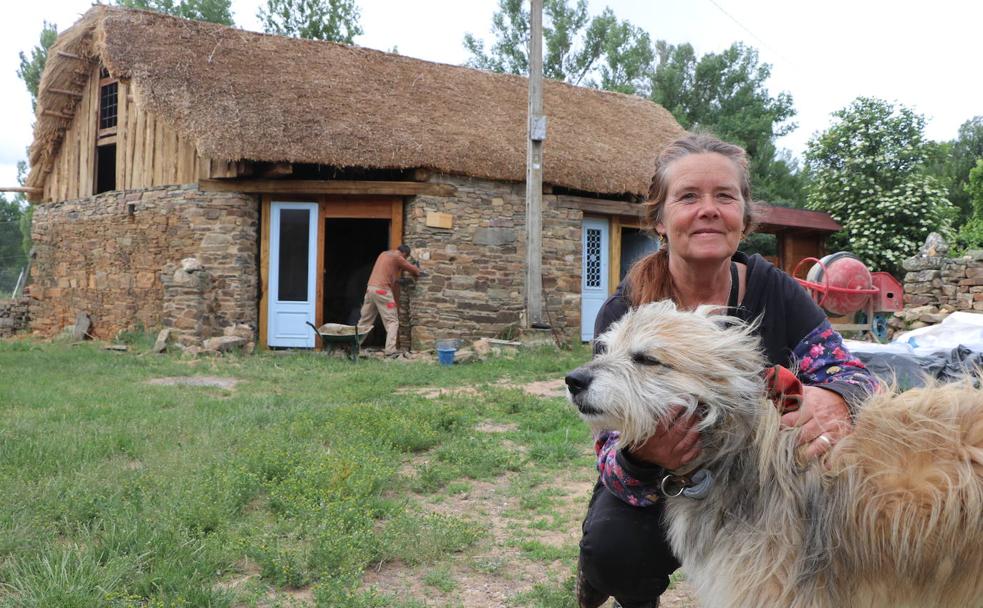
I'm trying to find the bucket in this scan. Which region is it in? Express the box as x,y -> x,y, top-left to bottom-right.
437,347 -> 457,366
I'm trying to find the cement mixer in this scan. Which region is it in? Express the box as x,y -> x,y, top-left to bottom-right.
792,252 -> 903,342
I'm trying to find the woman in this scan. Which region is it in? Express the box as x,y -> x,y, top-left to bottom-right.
576,134 -> 878,608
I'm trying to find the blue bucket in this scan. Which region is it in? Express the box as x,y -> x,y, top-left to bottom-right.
437,347 -> 457,366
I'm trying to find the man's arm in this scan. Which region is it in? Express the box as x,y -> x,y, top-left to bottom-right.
396,255 -> 421,277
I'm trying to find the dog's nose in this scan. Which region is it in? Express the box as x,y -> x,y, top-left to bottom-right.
565,369 -> 593,396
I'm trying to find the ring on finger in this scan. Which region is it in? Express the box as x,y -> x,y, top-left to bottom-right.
816,434 -> 832,447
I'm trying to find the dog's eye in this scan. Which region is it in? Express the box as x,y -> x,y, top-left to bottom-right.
592,341 -> 608,356
632,352 -> 663,366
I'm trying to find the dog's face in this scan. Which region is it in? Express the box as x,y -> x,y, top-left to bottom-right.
566,300 -> 766,448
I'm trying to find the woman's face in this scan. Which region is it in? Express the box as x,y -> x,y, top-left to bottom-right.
656,153 -> 746,265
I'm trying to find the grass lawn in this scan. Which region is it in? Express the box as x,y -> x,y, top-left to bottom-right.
0,337 -> 603,607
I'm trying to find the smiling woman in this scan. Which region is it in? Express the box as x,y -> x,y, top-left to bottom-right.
656,152 -> 748,306
574,133 -> 878,608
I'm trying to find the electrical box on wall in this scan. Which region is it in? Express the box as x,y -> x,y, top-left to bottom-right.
426,211 -> 453,229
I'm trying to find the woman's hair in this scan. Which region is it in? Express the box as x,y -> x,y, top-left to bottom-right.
625,133 -> 759,307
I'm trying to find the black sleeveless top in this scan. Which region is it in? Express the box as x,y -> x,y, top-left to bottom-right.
592,252 -> 826,369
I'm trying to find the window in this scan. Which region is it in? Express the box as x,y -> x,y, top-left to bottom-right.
95,66 -> 118,194
99,82 -> 118,130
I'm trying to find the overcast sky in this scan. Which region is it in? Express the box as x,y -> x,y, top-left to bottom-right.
2,0 -> 980,193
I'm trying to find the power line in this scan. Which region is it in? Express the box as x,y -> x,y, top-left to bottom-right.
704,0 -> 791,66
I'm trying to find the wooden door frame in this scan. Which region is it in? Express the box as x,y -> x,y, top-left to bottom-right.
608,215 -> 649,295
259,194 -> 403,348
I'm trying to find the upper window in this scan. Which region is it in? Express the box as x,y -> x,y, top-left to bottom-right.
99,81 -> 118,130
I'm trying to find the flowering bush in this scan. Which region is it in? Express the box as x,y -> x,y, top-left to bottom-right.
804,98 -> 956,274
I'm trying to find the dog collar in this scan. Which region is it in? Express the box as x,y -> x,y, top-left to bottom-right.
661,468 -> 714,500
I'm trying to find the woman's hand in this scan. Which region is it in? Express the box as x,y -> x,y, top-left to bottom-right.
627,405 -> 702,470
780,385 -> 852,458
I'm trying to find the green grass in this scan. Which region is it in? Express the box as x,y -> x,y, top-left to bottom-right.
0,340 -> 595,607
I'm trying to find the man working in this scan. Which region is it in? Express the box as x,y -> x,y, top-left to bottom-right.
356,244 -> 422,358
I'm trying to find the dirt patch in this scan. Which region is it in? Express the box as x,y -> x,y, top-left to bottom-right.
146,376 -> 238,389
362,473 -> 575,606
367,379 -> 699,607
398,378 -> 567,401
396,386 -> 481,399
362,458 -> 699,607
505,378 -> 567,398
656,582 -> 699,607
475,421 -> 518,433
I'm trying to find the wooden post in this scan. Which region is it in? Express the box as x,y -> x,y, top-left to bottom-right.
525,0 -> 546,327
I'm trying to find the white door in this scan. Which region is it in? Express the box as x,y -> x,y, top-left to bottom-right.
268,202 -> 318,348
581,217 -> 609,341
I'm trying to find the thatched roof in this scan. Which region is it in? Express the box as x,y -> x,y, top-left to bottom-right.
28,5 -> 684,196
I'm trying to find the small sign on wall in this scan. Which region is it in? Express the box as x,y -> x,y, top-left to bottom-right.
426,211 -> 453,229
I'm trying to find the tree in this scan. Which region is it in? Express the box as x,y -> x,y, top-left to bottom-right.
804,97 -> 956,275
0,196 -> 27,295
258,0 -> 362,43
15,162 -> 32,261
954,158 -> 983,251
114,0 -> 234,25
946,117 -> 983,224
17,21 -> 58,112
650,41 -> 802,206
463,0 -> 654,96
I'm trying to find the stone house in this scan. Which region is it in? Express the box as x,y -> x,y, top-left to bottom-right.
22,6 -> 837,349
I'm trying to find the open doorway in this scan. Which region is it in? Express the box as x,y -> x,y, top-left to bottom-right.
323,218 -> 390,347
620,227 -> 659,281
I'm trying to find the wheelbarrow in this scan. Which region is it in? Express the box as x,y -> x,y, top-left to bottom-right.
305,322 -> 363,362
792,253 -> 903,343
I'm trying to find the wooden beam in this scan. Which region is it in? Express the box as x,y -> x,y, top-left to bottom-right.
42,109 -> 74,120
609,216 -> 622,295
0,186 -> 42,194
198,179 -> 457,197
258,196 -> 271,350
554,194 -> 646,218
57,50 -> 82,60
48,88 -> 84,99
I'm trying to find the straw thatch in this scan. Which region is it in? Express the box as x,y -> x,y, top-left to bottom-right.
28,5 -> 684,197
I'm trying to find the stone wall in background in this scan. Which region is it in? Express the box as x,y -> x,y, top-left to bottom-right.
895,233 -> 983,330
0,296 -> 30,338
402,175 -> 584,349
29,186 -> 259,342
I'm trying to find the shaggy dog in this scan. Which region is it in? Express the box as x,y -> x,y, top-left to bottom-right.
566,301 -> 983,608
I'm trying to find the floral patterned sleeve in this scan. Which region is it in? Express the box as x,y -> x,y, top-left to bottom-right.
792,319 -> 879,413
595,430 -> 664,507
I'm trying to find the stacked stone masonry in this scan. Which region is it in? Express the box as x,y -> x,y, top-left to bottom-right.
0,297 -> 30,338
29,186 -> 259,340
403,174 -> 584,349
25,175 -> 613,350
902,249 -> 983,312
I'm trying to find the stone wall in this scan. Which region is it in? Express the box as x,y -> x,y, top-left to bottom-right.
0,296 -> 30,338
29,186 -> 259,340
402,175 -> 583,348
902,250 -> 983,312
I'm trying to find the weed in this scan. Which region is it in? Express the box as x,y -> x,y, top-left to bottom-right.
510,576 -> 578,607
422,564 -> 457,592
376,511 -> 485,566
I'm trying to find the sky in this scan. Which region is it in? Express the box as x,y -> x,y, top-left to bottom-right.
1,0 -> 980,194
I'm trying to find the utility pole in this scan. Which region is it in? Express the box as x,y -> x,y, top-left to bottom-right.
525,0 -> 546,328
